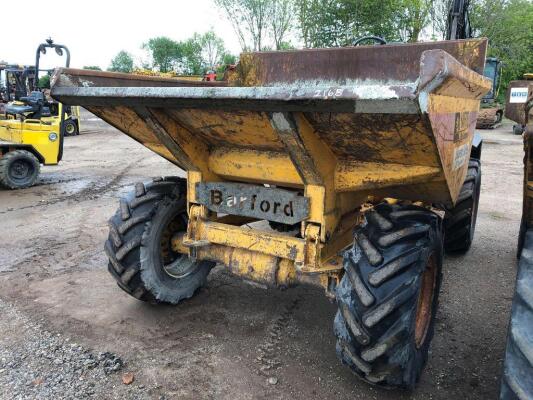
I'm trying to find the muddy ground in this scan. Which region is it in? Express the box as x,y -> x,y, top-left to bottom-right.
0,111 -> 523,399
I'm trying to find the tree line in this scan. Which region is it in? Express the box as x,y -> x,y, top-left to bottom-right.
213,0 -> 533,98
86,0 -> 532,96
90,30 -> 236,76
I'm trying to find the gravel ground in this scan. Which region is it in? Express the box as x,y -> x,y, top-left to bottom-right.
0,112 -> 523,399
0,297 -> 137,400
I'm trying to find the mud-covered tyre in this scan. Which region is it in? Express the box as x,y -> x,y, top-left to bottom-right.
0,149 -> 40,189
105,176 -> 215,304
500,230 -> 533,400
63,119 -> 79,136
513,125 -> 525,136
334,203 -> 443,389
443,159 -> 481,253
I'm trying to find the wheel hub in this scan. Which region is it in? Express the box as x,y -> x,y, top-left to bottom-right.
11,160 -> 31,180
159,212 -> 197,279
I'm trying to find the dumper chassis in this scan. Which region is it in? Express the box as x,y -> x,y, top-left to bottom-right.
52,38 -> 491,389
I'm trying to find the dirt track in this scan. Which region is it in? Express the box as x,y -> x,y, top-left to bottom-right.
0,112 -> 523,399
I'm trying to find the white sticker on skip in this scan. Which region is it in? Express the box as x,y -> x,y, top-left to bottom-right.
510,87 -> 528,103
453,144 -> 469,171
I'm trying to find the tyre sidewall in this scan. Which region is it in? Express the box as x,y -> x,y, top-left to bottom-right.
2,151 -> 40,189
64,119 -> 78,136
470,162 -> 482,240
139,196 -> 213,303
405,225 -> 443,387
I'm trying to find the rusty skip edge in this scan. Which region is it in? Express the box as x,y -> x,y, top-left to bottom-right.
51,49 -> 488,115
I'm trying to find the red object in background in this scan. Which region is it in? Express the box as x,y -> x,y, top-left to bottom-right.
203,71 -> 217,81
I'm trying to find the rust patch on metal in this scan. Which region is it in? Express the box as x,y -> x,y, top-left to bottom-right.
235,39 -> 487,87
415,253 -> 438,348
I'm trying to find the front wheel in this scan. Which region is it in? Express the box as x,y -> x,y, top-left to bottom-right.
334,203 -> 443,389
0,149 -> 40,189
104,177 -> 215,304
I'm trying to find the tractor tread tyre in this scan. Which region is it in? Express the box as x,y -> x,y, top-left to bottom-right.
105,176 -> 214,304
444,159 -> 481,253
0,150 -> 40,189
334,203 -> 443,389
500,230 -> 533,400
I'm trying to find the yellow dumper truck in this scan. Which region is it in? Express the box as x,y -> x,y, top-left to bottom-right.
51,38 -> 490,389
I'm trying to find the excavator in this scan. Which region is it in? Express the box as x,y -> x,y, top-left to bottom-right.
476,57 -> 504,129
446,0 -> 503,130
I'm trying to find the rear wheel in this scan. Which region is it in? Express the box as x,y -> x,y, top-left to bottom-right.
334,203 -> 443,389
105,177 -> 215,304
0,149 -> 40,189
443,159 -> 481,253
64,119 -> 79,136
513,125 -> 525,136
500,230 -> 533,399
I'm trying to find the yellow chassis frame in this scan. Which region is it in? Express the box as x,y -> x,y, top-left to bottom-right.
161,110 -> 438,293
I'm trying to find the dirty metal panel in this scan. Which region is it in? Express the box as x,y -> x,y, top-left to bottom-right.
234,39 -> 487,87
85,105 -> 180,167
51,85 -> 417,114
505,81 -> 533,125
196,182 -> 309,224
305,112 -> 440,167
52,67 -> 227,88
167,109 -> 285,152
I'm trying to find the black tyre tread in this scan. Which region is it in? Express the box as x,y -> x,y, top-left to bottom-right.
0,150 -> 40,189
444,158 -> 481,253
63,119 -> 79,136
105,176 -> 189,304
335,203 -> 443,389
500,230 -> 533,400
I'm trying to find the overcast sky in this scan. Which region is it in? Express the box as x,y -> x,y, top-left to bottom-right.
2,0 -> 242,70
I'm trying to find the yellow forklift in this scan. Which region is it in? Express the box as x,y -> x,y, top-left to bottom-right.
0,39 -> 71,189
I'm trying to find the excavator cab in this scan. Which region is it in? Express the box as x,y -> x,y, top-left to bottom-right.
482,57 -> 502,102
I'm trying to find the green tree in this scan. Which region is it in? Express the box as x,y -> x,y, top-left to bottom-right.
83,65 -> 102,71
108,51 -> 134,73
269,0 -> 295,49
142,37 -> 181,72
394,0 -> 432,42
214,0 -> 270,51
201,30 -> 226,70
222,53 -> 237,65
38,74 -> 50,89
297,0 -> 400,48
471,0 -> 533,100
179,34 -> 204,75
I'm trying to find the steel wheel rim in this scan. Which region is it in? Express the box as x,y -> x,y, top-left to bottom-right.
159,212 -> 197,279
415,253 -> 437,349
10,160 -> 32,182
